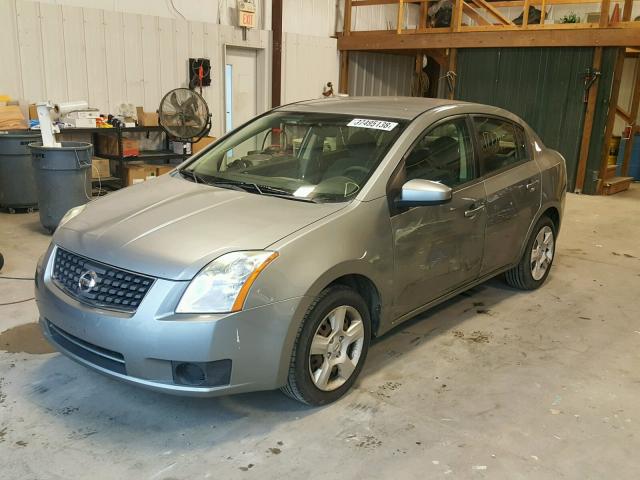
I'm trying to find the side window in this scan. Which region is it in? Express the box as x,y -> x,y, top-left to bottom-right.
404,118 -> 475,188
473,116 -> 521,174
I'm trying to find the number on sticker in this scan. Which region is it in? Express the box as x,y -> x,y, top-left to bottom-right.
347,118 -> 398,131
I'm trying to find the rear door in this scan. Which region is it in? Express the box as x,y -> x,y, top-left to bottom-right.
472,116 -> 541,275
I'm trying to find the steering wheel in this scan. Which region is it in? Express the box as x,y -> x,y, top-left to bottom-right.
261,129 -> 289,154
342,165 -> 369,179
227,158 -> 253,170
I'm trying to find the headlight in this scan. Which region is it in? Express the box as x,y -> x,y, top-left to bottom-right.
58,204 -> 87,229
176,251 -> 278,314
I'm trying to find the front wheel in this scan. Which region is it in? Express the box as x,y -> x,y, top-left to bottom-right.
281,286 -> 371,406
505,216 -> 556,290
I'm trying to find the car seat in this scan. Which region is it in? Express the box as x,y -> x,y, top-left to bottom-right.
321,130 -> 378,182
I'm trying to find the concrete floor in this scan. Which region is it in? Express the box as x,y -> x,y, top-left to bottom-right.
1,186 -> 639,480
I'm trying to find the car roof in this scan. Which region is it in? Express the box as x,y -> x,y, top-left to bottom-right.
277,96 -> 474,120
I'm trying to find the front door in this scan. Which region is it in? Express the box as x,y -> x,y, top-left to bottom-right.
472,116 -> 541,275
390,116 -> 486,317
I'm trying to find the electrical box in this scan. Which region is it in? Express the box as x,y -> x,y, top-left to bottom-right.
189,58 -> 211,88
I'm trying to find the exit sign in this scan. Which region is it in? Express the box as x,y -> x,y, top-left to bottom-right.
238,1 -> 256,28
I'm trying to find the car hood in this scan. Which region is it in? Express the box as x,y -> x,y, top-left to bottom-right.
54,174 -> 346,280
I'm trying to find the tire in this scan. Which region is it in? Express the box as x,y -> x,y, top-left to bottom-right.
505,216 -> 556,290
281,285 -> 371,406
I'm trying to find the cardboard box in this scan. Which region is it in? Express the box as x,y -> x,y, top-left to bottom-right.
136,106 -> 159,127
29,104 -> 38,120
0,105 -> 27,130
96,135 -> 140,157
69,117 -> 97,128
124,164 -> 157,186
192,136 -> 216,154
92,157 -> 111,179
157,165 -> 174,176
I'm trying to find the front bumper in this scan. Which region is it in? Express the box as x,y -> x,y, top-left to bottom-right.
35,246 -> 307,397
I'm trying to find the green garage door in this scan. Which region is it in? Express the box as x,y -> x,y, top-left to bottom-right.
455,47 -> 615,192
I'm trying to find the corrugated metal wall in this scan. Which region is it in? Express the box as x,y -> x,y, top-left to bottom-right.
455,47 -> 615,192
348,52 -> 414,97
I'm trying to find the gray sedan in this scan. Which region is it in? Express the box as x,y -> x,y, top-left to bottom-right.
35,97 -> 566,405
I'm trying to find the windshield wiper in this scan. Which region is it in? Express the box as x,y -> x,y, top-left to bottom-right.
208,177 -> 318,203
180,169 -> 210,185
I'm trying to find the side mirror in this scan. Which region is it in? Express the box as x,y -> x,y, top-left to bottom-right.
396,179 -> 452,207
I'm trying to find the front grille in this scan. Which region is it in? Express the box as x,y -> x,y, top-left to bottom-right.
47,320 -> 127,375
52,247 -> 154,312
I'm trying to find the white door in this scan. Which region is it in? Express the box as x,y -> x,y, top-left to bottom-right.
225,47 -> 258,132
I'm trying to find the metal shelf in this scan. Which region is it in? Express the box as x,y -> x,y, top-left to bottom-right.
95,150 -> 186,161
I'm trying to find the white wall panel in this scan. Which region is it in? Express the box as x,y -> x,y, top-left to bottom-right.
173,18 -> 191,90
40,3 -> 68,102
140,15 -> 161,112
15,1 -> 46,103
281,32 -> 339,104
2,0 -> 344,140
0,0 -> 24,101
283,0 -> 336,37
83,8 -> 108,111
122,13 -> 144,107
158,17 -> 179,96
61,5 -> 88,102
103,9 -> 127,112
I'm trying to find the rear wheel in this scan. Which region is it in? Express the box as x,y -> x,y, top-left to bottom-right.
505,216 -> 556,290
281,286 -> 370,405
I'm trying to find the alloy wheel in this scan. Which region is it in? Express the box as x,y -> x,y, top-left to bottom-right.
530,225 -> 555,281
308,305 -> 365,392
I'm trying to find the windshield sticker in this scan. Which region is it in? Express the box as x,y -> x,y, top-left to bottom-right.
347,118 -> 398,131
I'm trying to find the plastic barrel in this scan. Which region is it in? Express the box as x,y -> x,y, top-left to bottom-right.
29,141 -> 93,233
0,131 -> 41,210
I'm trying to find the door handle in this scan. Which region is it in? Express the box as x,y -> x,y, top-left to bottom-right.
526,179 -> 540,192
464,204 -> 485,218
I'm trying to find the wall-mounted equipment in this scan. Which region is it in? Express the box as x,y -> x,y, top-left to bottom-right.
189,58 -> 211,91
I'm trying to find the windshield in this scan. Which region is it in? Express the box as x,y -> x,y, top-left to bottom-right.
182,111 -> 407,203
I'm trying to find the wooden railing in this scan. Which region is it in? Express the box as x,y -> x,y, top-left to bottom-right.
343,0 -> 639,35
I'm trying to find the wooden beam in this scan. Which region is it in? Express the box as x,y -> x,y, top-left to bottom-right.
397,0 -> 404,34
451,0 -> 464,31
620,59 -> 640,176
522,0 -> 531,27
338,28 -> 640,49
344,0 -> 353,35
419,0 -> 429,30
622,0 -> 633,20
540,0 -> 547,24
463,3 -> 491,25
339,51 -> 350,94
616,105 -> 632,122
448,49 -> 458,99
575,47 -> 603,193
599,0 -> 611,27
469,0 -> 513,25
489,0 -> 620,6
598,48 -> 626,187
271,0 -> 282,107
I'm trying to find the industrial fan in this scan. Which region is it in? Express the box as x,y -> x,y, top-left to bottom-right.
158,88 -> 211,144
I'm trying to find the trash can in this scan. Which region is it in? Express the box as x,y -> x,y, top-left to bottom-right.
0,131 -> 41,212
29,141 -> 93,233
